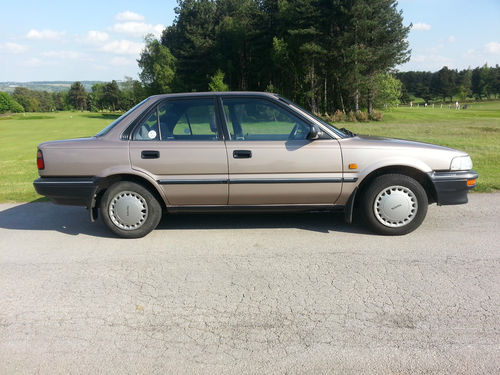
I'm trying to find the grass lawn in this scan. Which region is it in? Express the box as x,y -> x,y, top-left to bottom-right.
0,101 -> 498,203
0,112 -> 119,202
342,101 -> 500,192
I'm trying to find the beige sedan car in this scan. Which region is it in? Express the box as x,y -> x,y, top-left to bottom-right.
34,92 -> 478,238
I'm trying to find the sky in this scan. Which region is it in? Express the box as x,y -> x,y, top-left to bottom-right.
0,0 -> 499,82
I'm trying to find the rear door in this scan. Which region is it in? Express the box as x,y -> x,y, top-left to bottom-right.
221,97 -> 343,205
129,98 -> 229,205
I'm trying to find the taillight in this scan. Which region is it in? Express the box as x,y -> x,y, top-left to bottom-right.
37,150 -> 45,170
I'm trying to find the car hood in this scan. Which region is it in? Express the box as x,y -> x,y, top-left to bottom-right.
342,135 -> 466,155
338,134 -> 468,173
349,134 -> 458,152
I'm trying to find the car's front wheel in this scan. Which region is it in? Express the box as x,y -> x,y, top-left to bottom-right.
100,181 -> 162,238
362,174 -> 428,235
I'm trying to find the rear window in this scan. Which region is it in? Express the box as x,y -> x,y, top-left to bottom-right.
95,98 -> 151,137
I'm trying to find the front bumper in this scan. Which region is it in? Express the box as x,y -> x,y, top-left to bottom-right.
34,177 -> 99,207
428,170 -> 478,205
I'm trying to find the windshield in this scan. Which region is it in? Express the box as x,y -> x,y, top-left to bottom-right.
277,96 -> 348,138
95,97 -> 151,137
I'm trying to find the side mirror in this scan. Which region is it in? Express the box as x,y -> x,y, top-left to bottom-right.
307,124 -> 323,140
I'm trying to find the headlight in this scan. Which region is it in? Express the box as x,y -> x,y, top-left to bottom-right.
450,155 -> 473,171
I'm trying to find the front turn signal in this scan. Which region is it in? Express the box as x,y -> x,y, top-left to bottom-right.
467,179 -> 476,187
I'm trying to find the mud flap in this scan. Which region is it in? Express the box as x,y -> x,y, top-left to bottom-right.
88,188 -> 99,222
344,187 -> 358,224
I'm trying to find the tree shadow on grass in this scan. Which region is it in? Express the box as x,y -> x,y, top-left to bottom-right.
0,202 -> 372,238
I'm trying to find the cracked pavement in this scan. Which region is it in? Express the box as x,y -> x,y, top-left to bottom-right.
0,193 -> 499,374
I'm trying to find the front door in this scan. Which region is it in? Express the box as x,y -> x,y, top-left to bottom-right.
129,98 -> 228,205
221,97 -> 343,205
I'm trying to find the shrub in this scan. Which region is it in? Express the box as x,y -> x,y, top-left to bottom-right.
320,109 -> 383,123
355,110 -> 369,122
369,110 -> 383,121
331,110 -> 347,122
346,111 -> 357,122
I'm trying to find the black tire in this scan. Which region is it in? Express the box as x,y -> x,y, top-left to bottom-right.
362,174 -> 428,235
100,181 -> 162,238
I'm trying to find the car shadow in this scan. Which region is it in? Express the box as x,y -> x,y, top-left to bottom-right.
0,202 -> 114,238
0,202 -> 371,238
157,212 -> 370,234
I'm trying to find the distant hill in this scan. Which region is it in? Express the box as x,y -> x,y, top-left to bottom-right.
0,81 -> 103,93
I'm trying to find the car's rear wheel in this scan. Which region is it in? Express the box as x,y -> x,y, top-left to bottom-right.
362,174 -> 428,235
100,181 -> 162,238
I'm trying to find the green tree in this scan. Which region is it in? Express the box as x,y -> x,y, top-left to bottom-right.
0,92 -> 24,113
457,69 -> 472,101
431,66 -> 457,101
214,0 -> 261,90
208,69 -> 229,91
13,87 -> 40,112
472,64 -> 491,100
68,81 -> 87,110
102,80 -> 120,110
90,83 -> 105,111
138,35 -> 177,94
161,0 -> 217,92
120,77 -> 145,109
372,73 -> 402,108
342,0 -> 410,112
132,80 -> 147,104
137,0 -> 411,114
492,65 -> 500,98
52,92 -> 68,111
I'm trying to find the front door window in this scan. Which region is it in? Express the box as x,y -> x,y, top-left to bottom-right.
222,98 -> 310,141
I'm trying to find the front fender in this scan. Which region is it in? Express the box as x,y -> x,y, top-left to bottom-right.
337,157 -> 433,206
353,157 -> 432,184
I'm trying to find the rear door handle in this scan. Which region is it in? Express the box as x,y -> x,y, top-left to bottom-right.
141,150 -> 160,159
233,150 -> 252,159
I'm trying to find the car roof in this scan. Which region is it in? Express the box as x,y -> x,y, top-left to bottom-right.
148,91 -> 282,100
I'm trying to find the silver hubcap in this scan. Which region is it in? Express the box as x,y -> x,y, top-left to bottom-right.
374,185 -> 418,228
109,191 -> 148,230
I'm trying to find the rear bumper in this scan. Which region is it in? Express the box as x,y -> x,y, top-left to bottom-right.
428,170 -> 478,205
34,177 -> 98,207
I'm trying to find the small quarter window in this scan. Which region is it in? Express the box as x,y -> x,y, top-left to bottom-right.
133,109 -> 160,141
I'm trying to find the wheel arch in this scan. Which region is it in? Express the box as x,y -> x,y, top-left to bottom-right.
354,165 -> 437,208
94,173 -> 167,215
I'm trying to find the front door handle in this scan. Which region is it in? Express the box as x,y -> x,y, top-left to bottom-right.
141,150 -> 160,159
233,150 -> 252,159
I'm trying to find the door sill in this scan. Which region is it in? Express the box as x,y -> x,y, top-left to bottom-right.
166,204 -> 344,214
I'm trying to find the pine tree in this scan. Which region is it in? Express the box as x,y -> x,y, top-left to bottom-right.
68,82 -> 87,111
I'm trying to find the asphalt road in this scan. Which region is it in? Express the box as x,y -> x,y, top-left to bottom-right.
0,193 -> 499,374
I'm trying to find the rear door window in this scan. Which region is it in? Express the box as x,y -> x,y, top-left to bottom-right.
133,98 -> 219,141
